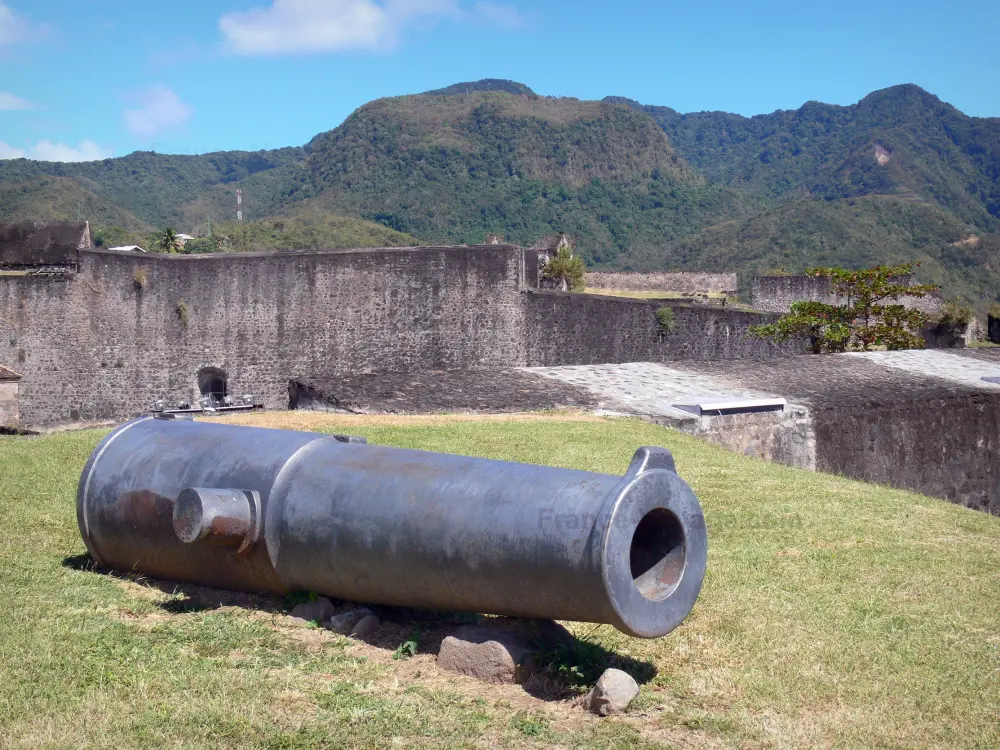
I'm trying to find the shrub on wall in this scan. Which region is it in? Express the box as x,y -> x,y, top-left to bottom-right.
937,299 -> 973,327
655,305 -> 676,334
176,299 -> 189,327
541,246 -> 586,292
133,268 -> 148,290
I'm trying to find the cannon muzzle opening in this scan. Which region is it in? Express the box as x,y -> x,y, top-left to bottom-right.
78,417 -> 707,638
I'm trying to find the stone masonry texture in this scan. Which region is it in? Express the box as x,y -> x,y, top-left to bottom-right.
0,245 -> 795,428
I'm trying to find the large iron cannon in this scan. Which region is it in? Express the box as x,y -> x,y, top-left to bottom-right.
77,415 -> 707,638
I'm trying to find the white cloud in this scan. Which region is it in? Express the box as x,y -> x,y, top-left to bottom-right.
0,1 -> 44,46
0,139 -> 111,162
219,0 -> 523,55
470,1 -> 526,29
0,91 -> 33,110
122,85 -> 193,138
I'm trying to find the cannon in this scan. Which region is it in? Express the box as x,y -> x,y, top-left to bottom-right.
77,415 -> 707,638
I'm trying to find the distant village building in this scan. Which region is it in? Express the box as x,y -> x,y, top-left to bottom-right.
485,234 -> 503,245
0,365 -> 21,430
532,232 -> 571,255
175,234 -> 195,248
108,245 -> 147,253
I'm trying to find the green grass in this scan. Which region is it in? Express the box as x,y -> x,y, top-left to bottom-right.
2,415 -> 1000,748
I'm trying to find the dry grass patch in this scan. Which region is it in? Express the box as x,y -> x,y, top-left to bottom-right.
202,408 -> 603,431
584,288 -> 730,300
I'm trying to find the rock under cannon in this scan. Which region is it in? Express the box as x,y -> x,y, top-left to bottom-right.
77,415 -> 707,638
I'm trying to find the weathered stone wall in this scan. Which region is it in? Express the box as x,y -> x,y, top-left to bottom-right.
751,274 -> 941,315
750,275 -> 836,312
671,408 -> 816,471
0,381 -> 18,427
586,272 -> 737,294
0,246 -> 529,427
0,221 -> 90,269
671,354 -> 1000,513
521,291 -> 801,364
1,247 -> 800,428
814,392 -> 1000,514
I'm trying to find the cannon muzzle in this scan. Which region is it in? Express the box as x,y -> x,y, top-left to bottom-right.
77,415 -> 707,638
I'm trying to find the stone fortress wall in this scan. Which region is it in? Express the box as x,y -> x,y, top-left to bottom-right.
751,274 -> 942,314
0,243 -> 792,428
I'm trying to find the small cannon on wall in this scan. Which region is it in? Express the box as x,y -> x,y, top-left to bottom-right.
77,416 -> 707,638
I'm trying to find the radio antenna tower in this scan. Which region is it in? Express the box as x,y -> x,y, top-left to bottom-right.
236,188 -> 243,222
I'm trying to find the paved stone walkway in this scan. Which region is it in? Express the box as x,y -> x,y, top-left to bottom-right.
845,350 -> 1000,389
524,362 -> 775,420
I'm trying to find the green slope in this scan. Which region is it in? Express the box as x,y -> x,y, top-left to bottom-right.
298,90 -> 762,265
0,148 -> 311,229
199,216 -> 420,253
631,194 -> 1000,303
0,176 -> 152,232
625,84 -> 1000,232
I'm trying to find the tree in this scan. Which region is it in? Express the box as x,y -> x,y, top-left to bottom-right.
540,245 -> 586,292
750,264 -> 939,353
157,228 -> 182,254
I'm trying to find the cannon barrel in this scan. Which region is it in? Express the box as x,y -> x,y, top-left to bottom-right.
77,415 -> 707,638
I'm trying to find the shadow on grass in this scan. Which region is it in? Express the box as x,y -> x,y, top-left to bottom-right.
62,552 -> 657,699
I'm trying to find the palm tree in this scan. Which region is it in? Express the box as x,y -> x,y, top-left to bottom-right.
157,228 -> 181,254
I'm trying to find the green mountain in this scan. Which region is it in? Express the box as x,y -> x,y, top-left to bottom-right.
296,90 -> 761,264
0,175 -> 152,231
1,80 -> 999,303
618,84 -> 1000,231
0,148 -> 310,229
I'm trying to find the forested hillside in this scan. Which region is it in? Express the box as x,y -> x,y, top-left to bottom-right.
629,195 -> 1000,303
619,84 -> 1000,230
1,79 -> 999,302
297,91 -> 762,265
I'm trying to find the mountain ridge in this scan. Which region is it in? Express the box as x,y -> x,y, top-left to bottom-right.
1,80 -> 999,303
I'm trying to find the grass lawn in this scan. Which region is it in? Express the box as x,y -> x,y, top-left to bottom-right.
2,412 -> 999,748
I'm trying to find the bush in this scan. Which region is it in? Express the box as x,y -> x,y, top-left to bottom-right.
937,299 -> 973,327
176,299 -> 189,327
655,305 -> 676,334
133,268 -> 147,290
182,237 -> 218,255
540,246 -> 586,292
750,264 -> 938,353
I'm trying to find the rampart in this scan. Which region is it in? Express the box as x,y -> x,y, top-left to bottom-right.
750,275 -> 836,312
0,246 -> 794,427
751,274 -> 941,314
586,272 -> 737,294
522,291 -> 796,363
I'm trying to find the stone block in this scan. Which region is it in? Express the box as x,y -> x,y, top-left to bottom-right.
350,614 -> 381,639
326,607 -> 375,634
585,668 -> 640,716
289,597 -> 336,624
437,625 -> 539,684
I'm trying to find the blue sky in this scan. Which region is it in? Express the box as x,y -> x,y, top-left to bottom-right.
1,0 -> 998,161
